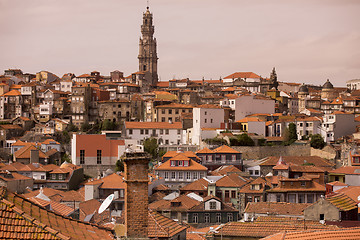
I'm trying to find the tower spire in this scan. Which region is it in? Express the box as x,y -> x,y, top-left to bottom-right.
138,4 -> 158,88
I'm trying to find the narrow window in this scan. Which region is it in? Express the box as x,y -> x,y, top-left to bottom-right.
80,150 -> 85,164
97,150 -> 102,164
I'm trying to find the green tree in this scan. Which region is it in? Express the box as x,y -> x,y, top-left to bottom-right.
144,137 -> 158,160
66,123 -> 79,132
115,159 -> 124,172
81,122 -> 92,132
62,130 -> 71,144
283,123 -> 297,145
310,134 -> 326,149
101,119 -> 118,131
288,123 -> 297,141
230,133 -> 255,146
270,67 -> 279,89
61,153 -> 71,164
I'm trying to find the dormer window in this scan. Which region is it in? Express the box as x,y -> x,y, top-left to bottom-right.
184,161 -> 189,167
171,161 -> 175,166
301,181 -> 306,187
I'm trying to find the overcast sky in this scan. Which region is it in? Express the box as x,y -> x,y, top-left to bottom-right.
0,0 -> 359,86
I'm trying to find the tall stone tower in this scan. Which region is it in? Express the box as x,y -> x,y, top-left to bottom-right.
138,6 -> 158,87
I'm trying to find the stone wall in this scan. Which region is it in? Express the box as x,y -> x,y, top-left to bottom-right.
233,145 -> 311,159
310,146 -> 336,161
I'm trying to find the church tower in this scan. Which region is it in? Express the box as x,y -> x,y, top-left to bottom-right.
138,6 -> 158,87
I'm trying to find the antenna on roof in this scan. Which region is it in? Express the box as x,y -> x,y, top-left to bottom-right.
98,193 -> 115,214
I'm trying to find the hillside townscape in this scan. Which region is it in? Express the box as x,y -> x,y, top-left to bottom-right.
1,3 -> 360,240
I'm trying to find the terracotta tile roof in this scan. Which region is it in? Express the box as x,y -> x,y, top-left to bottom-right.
0,187 -> 114,239
329,166 -> 360,175
196,147 -> 214,154
0,124 -> 22,130
162,151 -> 200,160
268,179 -> 325,193
125,121 -> 182,129
216,173 -> 248,188
180,178 -> 209,191
148,210 -> 187,238
0,171 -> 33,182
28,197 -> 74,217
1,89 -> 21,96
239,177 -> 271,194
156,103 -> 194,109
153,184 -> 169,191
14,145 -> 48,159
210,165 -> 242,176
149,194 -> 199,212
155,157 -> 207,171
326,193 -> 357,211
236,117 -> 264,123
224,72 -> 261,79
326,181 -> 348,186
156,81 -> 169,87
0,162 -> 26,171
23,188 -> 84,202
334,186 -> 360,202
213,217 -> 338,238
189,195 -> 238,212
85,173 -> 126,190
297,116 -> 322,122
244,202 -> 311,215
261,227 -> 360,240
212,145 -> 240,154
289,164 -> 325,173
41,139 -> 60,145
195,104 -> 222,109
79,199 -> 101,221
260,156 -> 335,171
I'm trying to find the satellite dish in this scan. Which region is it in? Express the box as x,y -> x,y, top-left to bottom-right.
98,194 -> 115,214
357,195 -> 360,202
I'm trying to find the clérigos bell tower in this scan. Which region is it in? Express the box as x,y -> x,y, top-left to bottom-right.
138,6 -> 158,87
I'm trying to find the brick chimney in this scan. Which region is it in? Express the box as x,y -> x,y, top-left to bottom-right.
30,149 -> 39,163
123,152 -> 150,239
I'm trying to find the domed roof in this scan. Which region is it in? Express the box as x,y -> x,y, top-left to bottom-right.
299,84 -> 309,93
323,79 -> 334,90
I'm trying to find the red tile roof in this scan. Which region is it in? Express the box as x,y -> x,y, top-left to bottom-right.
213,216 -> 338,238
261,227 -> 360,240
213,145 -> 240,154
326,193 -> 357,211
180,178 -> 209,191
329,166 -> 360,175
148,210 -> 187,238
244,202 -> 311,216
125,121 -> 182,129
1,89 -> 21,96
216,173 -> 248,188
162,151 -> 200,160
155,156 -> 207,171
210,165 -> 242,176
14,145 -> 48,159
0,187 -> 114,239
224,72 -> 261,79
260,156 -> 335,171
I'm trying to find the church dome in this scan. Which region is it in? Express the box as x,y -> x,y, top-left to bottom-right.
323,79 -> 334,90
299,84 -> 309,93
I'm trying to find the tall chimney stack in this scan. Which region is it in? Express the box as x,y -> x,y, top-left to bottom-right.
123,152 -> 150,239
30,149 -> 39,164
